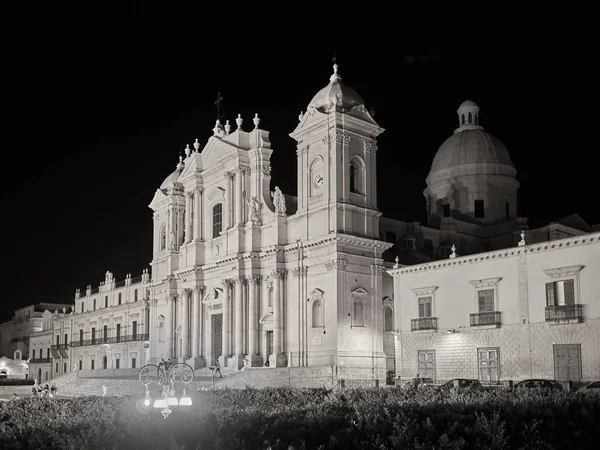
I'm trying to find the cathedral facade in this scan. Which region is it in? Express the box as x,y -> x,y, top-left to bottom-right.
34,63 -> 598,386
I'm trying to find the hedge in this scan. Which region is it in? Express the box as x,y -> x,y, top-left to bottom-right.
1,387 -> 599,449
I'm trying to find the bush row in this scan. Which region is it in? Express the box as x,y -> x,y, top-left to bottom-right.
1,387 -> 599,449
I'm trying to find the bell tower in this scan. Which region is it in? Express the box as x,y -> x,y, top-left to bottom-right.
289,63 -> 385,240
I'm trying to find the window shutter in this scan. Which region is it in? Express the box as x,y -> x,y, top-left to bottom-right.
564,279 -> 575,305
478,289 -> 494,312
545,282 -> 555,307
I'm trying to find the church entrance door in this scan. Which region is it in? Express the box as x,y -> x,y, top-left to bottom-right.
212,314 -> 222,366
266,330 -> 274,358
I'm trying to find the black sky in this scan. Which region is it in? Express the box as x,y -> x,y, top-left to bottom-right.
1,5 -> 597,321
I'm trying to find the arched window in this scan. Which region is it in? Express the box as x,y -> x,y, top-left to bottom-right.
461,114 -> 465,125
14,350 -> 21,360
158,322 -> 165,342
353,300 -> 365,327
312,300 -> 323,327
212,203 -> 223,238
468,112 -> 472,124
384,306 -> 393,332
350,161 -> 359,193
160,225 -> 166,250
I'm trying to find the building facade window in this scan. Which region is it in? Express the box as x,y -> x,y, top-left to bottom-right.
546,280 -> 575,306
132,321 -> 138,339
474,199 -> 485,218
91,359 -> 95,370
118,293 -> 122,305
134,289 -> 138,302
383,306 -> 393,332
160,225 -> 166,250
478,347 -> 500,383
132,357 -> 136,369
478,289 -> 494,312
353,300 -> 365,327
79,329 -> 84,344
312,300 -> 323,328
443,203 -> 450,217
418,297 -> 432,318
212,203 -> 223,238
115,358 -> 120,369
93,299 -> 96,310
105,296 -> 108,308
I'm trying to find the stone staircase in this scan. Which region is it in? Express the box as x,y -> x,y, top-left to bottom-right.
48,367 -> 239,397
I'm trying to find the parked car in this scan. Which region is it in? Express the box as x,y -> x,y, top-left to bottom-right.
582,381 -> 600,390
398,377 -> 435,390
439,379 -> 483,391
513,379 -> 563,390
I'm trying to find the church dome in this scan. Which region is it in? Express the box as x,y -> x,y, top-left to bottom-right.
159,157 -> 184,190
308,63 -> 365,112
427,101 -> 516,185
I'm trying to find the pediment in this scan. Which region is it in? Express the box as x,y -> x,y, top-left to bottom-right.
351,287 -> 368,296
259,313 -> 273,324
207,187 -> 226,203
200,136 -> 241,169
310,288 -> 324,297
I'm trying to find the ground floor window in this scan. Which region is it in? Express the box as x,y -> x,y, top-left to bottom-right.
417,350 -> 436,380
91,360 -> 95,370
78,360 -> 82,370
116,358 -> 120,369
132,358 -> 136,369
478,347 -> 500,383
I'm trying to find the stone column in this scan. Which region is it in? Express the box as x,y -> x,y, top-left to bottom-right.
191,288 -> 200,357
181,289 -> 190,359
165,295 -> 174,358
272,270 -> 283,355
221,279 -> 231,359
195,286 -> 205,368
194,188 -> 203,241
235,168 -> 243,225
185,192 -> 192,243
233,276 -> 245,369
247,276 -> 262,366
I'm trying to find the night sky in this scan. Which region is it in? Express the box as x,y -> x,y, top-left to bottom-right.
1,6 -> 596,322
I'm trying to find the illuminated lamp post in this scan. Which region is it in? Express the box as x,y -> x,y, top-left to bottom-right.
136,358 -> 194,419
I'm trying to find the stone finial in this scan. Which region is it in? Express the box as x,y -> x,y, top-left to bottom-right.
298,111 -> 304,122
177,156 -> 184,170
235,114 -> 243,130
393,255 -> 399,269
62,307 -> 66,314
449,245 -> 457,259
253,113 -> 260,129
184,144 -> 191,157
224,120 -> 231,135
193,138 -> 200,152
518,230 -> 526,247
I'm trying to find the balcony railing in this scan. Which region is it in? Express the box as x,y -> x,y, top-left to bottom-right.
28,358 -> 52,364
411,317 -> 438,331
50,344 -> 69,350
470,311 -> 502,327
70,333 -> 149,348
545,304 -> 584,323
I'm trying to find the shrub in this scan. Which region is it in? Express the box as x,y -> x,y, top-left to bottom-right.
1,387 -> 599,449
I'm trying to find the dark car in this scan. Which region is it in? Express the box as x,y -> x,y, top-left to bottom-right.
440,378 -> 483,390
582,381 -> 600,389
514,379 -> 563,390
399,377 -> 435,390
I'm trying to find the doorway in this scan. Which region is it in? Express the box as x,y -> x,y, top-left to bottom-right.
554,344 -> 581,382
266,330 -> 274,358
212,314 -> 223,366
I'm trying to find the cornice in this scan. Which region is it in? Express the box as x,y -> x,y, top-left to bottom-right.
388,233 -> 600,276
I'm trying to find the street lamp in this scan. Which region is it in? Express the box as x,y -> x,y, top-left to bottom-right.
137,358 -> 194,419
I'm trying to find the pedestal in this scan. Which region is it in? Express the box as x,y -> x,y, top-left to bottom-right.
269,353 -> 287,368
245,354 -> 263,368
187,357 -> 206,370
231,354 -> 245,370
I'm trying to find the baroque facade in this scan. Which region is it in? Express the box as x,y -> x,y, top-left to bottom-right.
30,62 -> 598,385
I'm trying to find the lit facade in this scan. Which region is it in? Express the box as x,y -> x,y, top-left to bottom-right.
29,63 -> 598,385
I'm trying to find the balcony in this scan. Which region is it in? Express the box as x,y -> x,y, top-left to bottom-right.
545,304 -> 584,323
28,358 -> 52,364
470,311 -> 502,327
411,317 -> 438,331
70,333 -> 149,348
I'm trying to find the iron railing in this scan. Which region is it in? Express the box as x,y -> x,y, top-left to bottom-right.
470,311 -> 502,327
411,317 -> 438,331
545,304 -> 584,323
28,358 -> 52,364
70,333 -> 149,348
